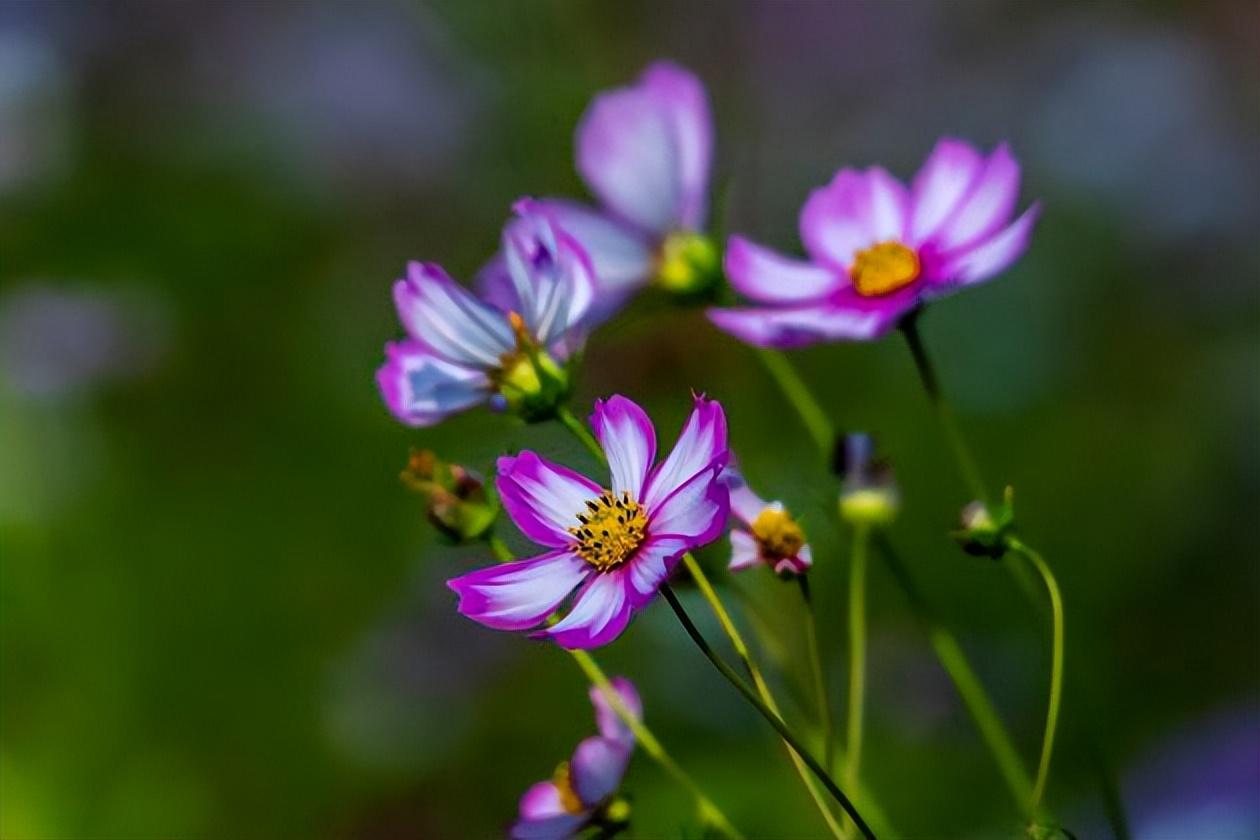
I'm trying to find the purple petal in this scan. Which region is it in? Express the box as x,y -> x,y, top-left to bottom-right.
728,529 -> 762,572
648,465 -> 729,545
542,572 -> 633,649
623,535 -> 689,608
642,395 -> 729,510
799,168 -> 908,270
570,736 -> 630,807
707,288 -> 916,348
591,395 -> 656,500
529,199 -> 655,301
908,137 -> 984,245
934,203 -> 1041,288
519,781 -> 570,820
473,253 -> 516,312
497,452 -> 602,548
511,805 -> 586,840
927,143 -> 1021,253
393,262 -> 514,367
590,676 -> 642,745
376,341 -> 489,427
719,466 -> 767,525
502,201 -> 596,347
447,550 -> 590,631
724,235 -> 843,304
639,61 -> 713,230
774,543 -> 813,575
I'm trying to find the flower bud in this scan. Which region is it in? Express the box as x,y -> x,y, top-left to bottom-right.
495,312 -> 572,423
400,449 -> 498,542
836,433 -> 899,526
655,231 -> 720,295
952,485 -> 1016,559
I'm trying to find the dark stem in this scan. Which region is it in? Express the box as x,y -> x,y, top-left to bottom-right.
661,584 -> 877,840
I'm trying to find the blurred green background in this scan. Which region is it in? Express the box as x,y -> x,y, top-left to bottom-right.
1,2 -> 1257,838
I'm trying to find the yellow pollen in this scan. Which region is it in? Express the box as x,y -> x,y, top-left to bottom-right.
569,490 -> 648,572
551,761 -> 585,815
850,241 -> 920,297
751,506 -> 805,559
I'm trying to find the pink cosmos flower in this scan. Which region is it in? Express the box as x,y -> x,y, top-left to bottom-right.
708,138 -> 1041,347
376,201 -> 595,426
448,395 -> 730,649
479,61 -> 715,319
722,468 -> 813,577
511,677 -> 641,840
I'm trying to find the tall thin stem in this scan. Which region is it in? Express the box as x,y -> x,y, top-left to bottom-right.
844,523 -> 870,814
487,534 -> 513,562
661,584 -> 877,840
566,648 -> 745,839
1009,538 -> 1064,817
755,349 -> 834,455
898,314 -> 988,506
798,574 -> 835,773
555,404 -> 604,463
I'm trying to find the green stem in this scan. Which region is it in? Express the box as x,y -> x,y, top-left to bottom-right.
567,648 -> 745,840
844,523 -> 869,813
556,404 -> 605,463
755,349 -> 834,455
1009,538 -> 1064,818
798,574 -> 835,774
487,534 -> 514,562
661,584 -> 877,840
898,313 -> 989,506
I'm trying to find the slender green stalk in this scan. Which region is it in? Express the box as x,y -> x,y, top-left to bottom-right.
1009,538 -> 1064,817
898,314 -> 988,506
567,648 -> 745,839
755,349 -> 834,455
798,574 -> 835,773
556,404 -> 604,462
661,584 -> 877,840
487,533 -> 514,562
844,523 -> 870,815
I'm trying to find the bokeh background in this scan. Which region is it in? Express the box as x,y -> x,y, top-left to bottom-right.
2,1 -> 1258,838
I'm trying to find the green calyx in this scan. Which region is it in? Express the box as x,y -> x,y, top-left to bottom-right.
952,485 -> 1017,559
655,231 -> 721,296
400,449 -> 499,543
494,315 -> 572,423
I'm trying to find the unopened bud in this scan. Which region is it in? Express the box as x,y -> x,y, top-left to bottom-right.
836,433 -> 899,527
400,449 -> 498,542
952,486 -> 1016,559
655,231 -> 720,295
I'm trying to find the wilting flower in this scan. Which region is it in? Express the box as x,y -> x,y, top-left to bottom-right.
835,434 -> 900,527
511,678 -> 641,840
722,468 -> 812,577
708,138 -> 1041,347
377,201 -> 595,427
448,395 -> 729,649
481,62 -> 717,320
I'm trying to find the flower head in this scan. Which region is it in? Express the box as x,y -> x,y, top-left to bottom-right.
448,394 -> 730,649
835,433 -> 900,527
722,467 -> 813,577
481,62 -> 716,321
708,138 -> 1041,347
511,677 -> 641,840
377,201 -> 595,426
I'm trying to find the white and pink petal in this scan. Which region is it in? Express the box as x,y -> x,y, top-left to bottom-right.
376,341 -> 489,427
447,550 -> 589,631
908,137 -> 985,245
589,677 -> 642,746
541,572 -> 634,650
591,395 -> 656,500
724,235 -> 843,304
393,262 -> 514,368
569,736 -> 630,807
497,452 -> 602,548
642,395 -> 729,510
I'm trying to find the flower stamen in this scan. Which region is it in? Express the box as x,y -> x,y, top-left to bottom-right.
570,490 -> 648,572
751,506 -> 805,560
551,761 -> 586,815
850,241 -> 920,297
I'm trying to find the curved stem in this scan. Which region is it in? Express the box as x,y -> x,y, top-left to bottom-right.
556,404 -> 605,464
661,584 -> 877,840
844,523 -> 870,811
755,349 -> 834,455
567,648 -> 745,840
798,574 -> 835,774
899,314 -> 989,506
1009,538 -> 1064,817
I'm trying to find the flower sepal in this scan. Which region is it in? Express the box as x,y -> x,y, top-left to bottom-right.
400,449 -> 499,543
589,796 -> 631,838
655,231 -> 721,298
495,313 -> 574,423
952,485 -> 1016,559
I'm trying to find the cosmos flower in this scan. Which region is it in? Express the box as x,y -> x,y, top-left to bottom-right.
722,468 -> 813,577
479,61 -> 717,320
448,394 -> 730,649
511,678 -> 641,840
376,201 -> 595,426
708,138 -> 1041,347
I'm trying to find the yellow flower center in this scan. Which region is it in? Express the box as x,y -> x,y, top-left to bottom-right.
850,241 -> 920,297
569,490 -> 648,572
751,506 -> 805,559
552,761 -> 586,815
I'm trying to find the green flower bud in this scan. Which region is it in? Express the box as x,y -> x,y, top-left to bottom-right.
952,485 -> 1016,559
400,449 -> 498,543
836,433 -> 900,527
493,312 -> 572,423
655,231 -> 720,295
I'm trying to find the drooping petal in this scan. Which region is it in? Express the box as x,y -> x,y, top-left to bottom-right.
622,535 -> 689,608
647,465 -> 729,545
642,395 -> 728,510
447,550 -> 590,631
932,203 -> 1042,289
577,72 -> 681,234
502,202 -> 597,347
639,61 -> 713,230
591,395 -> 656,500
799,168 -> 908,271
927,143 -> 1021,253
590,677 -> 642,746
724,235 -> 843,304
570,736 -> 630,807
375,341 -> 489,427
497,452 -> 602,548
393,262 -> 514,368
529,199 -> 655,300
728,529 -> 762,572
908,137 -> 985,245
707,288 -> 916,348
541,572 -> 633,649
512,783 -> 587,840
